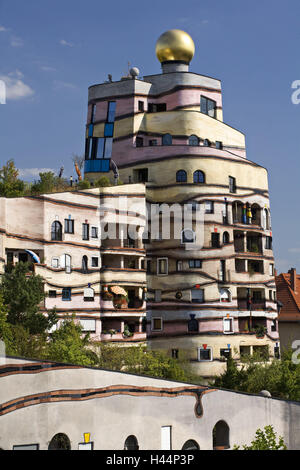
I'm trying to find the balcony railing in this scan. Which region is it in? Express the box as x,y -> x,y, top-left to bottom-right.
237,299 -> 266,310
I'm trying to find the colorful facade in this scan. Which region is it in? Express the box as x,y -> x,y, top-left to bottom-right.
84,30 -> 280,378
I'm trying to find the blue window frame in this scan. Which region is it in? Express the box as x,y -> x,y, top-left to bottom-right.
104,138 -> 113,158
62,287 -> 71,301
96,138 -> 105,158
193,170 -> 205,183
88,124 -> 94,137
176,170 -> 187,183
162,134 -> 172,146
104,122 -> 114,137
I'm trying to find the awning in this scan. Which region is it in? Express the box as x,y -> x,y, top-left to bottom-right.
25,250 -> 40,264
110,286 -> 127,296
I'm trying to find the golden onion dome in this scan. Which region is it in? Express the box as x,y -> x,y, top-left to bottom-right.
155,29 -> 195,64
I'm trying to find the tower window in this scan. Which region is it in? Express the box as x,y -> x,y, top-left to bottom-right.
189,135 -> 199,146
200,96 -> 216,118
193,170 -> 205,183
107,101 -> 116,122
176,170 -> 187,182
162,133 -> 172,146
136,137 -> 144,147
229,176 -> 236,193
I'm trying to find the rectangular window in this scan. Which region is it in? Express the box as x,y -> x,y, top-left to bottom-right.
104,138 -> 113,158
149,139 -> 158,146
96,138 -> 105,158
138,100 -> 144,112
51,257 -> 59,268
200,96 -> 216,118
136,137 -> 144,147
64,219 -> 74,234
271,320 -> 277,332
191,288 -> 204,303
265,236 -> 273,249
107,101 -> 116,122
269,263 -> 274,276
189,259 -> 202,268
62,287 -> 71,301
91,257 -> 99,267
211,233 -> 220,248
104,122 -> 114,137
82,223 -> 89,240
136,168 -> 148,182
205,201 -> 214,213
91,227 -> 98,238
198,347 -> 213,361
91,104 -> 96,123
148,103 -> 166,113
157,257 -> 168,275
13,444 -> 39,450
152,317 -> 162,331
216,141 -> 223,149
80,319 -> 96,332
49,290 -> 57,298
229,176 -> 236,193
223,317 -> 233,333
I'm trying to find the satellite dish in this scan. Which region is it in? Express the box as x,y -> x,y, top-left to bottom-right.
129,67 -> 140,78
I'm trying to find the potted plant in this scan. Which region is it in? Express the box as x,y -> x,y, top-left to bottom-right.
123,324 -> 133,338
255,325 -> 266,338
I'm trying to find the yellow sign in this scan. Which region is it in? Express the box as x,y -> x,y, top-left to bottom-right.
84,433 -> 90,443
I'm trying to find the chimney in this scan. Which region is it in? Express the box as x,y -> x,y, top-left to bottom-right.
289,268 -> 297,293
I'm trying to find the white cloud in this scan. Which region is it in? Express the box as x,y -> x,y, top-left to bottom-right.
10,35 -> 23,47
0,71 -> 34,100
0,25 -> 9,32
60,39 -> 73,47
19,168 -> 56,179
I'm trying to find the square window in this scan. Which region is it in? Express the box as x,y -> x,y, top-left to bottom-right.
198,347 -> 212,361
64,219 -> 74,234
191,288 -> 204,303
49,290 -> 56,298
92,257 -> 99,267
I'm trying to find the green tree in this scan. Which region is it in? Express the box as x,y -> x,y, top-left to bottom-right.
0,160 -> 25,197
45,316 -> 98,366
77,179 -> 91,190
0,262 -> 57,334
97,344 -> 195,382
30,171 -> 69,195
234,425 -> 287,450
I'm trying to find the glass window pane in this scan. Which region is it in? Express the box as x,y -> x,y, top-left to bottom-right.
107,101 -> 116,122
104,138 -> 113,158
96,138 -> 105,158
104,123 -> 114,137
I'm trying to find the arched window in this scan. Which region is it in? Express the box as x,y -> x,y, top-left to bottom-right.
203,139 -> 211,147
48,433 -> 71,450
223,231 -> 230,244
188,135 -> 199,146
82,255 -> 88,273
181,229 -> 195,244
182,440 -> 200,450
162,133 -> 172,146
193,170 -> 205,183
176,170 -> 187,183
51,221 -> 62,241
124,435 -> 139,450
213,421 -> 230,450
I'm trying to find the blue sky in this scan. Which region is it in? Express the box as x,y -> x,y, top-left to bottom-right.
0,0 -> 300,273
